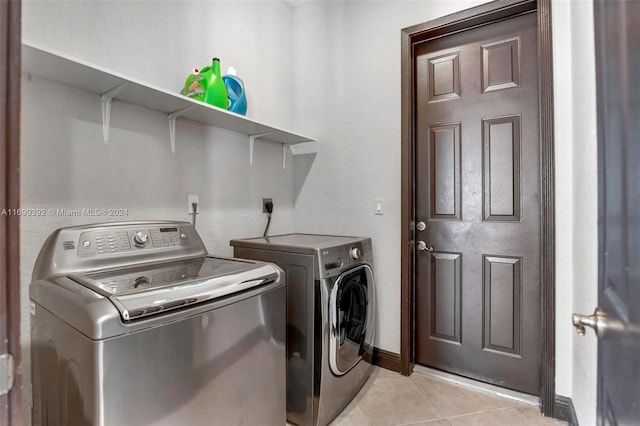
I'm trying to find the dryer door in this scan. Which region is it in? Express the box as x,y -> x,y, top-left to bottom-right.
329,264 -> 374,375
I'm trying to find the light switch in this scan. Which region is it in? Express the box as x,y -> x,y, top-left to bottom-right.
374,198 -> 384,215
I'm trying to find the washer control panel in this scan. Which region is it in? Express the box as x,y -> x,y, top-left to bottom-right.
78,226 -> 191,257
31,221 -> 207,282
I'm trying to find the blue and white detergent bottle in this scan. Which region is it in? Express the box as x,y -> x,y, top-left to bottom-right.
222,66 -> 247,115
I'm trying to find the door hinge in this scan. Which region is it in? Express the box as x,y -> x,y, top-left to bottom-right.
0,354 -> 15,395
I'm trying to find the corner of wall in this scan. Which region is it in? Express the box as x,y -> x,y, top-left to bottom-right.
551,0 -> 599,424
551,0 -> 575,400
568,1 -> 599,424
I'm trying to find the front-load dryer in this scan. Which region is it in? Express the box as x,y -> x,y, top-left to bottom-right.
230,234 -> 375,426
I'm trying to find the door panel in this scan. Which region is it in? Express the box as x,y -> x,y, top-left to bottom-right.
415,12 -> 540,395
594,1 -> 640,424
430,252 -> 462,344
428,123 -> 461,220
483,255 -> 521,356
481,37 -> 520,92
482,115 -> 521,221
428,53 -> 460,102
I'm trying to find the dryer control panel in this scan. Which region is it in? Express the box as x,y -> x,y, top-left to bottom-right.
318,238 -> 373,279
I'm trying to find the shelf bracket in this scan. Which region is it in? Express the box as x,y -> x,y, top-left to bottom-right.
100,82 -> 129,144
248,132 -> 274,165
282,144 -> 289,170
168,106 -> 196,154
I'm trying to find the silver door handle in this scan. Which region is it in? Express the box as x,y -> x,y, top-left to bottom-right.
572,307 -> 623,338
417,241 -> 434,252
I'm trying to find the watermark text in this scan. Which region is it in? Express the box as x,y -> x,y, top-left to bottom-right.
1,208 -> 129,217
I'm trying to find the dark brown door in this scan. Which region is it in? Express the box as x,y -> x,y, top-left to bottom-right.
0,0 -> 23,424
594,1 -> 640,423
414,12 -> 541,395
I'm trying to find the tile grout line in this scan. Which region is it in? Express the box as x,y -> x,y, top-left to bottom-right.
356,369 -> 449,426
396,419 -> 453,426
406,373 -> 448,423
443,405 -> 538,424
408,374 -> 537,424
353,401 -> 372,426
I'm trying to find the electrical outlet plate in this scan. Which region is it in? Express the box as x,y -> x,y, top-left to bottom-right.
374,198 -> 384,215
188,195 -> 199,214
262,198 -> 273,213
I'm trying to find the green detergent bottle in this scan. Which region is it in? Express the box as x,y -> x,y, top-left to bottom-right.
182,58 -> 228,110
182,67 -> 207,102
204,57 -> 228,109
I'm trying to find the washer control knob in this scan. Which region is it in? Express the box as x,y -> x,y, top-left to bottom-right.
350,247 -> 362,260
132,231 -> 150,247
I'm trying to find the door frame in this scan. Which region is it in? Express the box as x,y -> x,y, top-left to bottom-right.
400,0 -> 556,416
0,0 -> 23,424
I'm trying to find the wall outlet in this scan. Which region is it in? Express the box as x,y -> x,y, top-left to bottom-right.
188,195 -> 199,214
262,198 -> 273,213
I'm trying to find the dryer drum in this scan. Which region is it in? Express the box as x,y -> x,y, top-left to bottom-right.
337,275 -> 367,345
331,263 -> 373,376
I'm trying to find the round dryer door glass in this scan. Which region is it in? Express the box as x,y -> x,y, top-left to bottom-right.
329,264 -> 374,376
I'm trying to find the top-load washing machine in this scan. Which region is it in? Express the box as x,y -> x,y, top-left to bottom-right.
30,221 -> 286,426
230,234 -> 375,426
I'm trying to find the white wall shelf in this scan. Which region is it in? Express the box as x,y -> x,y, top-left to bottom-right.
21,42 -> 315,168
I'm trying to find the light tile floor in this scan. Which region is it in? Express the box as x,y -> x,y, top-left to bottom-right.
324,367 -> 567,426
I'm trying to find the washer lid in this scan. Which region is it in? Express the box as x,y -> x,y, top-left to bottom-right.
69,256 -> 280,321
